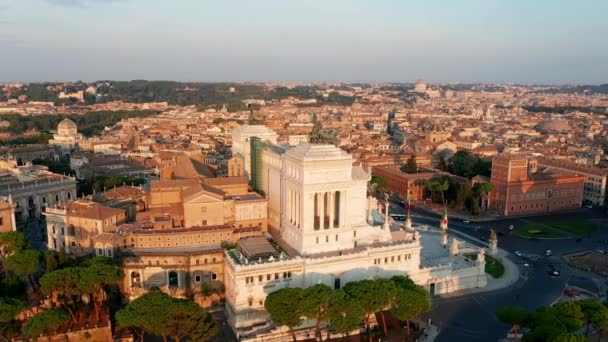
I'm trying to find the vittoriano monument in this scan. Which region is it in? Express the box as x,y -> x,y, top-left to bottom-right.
308,113 -> 338,145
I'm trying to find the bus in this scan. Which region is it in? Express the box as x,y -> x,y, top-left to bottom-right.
390,214 -> 407,221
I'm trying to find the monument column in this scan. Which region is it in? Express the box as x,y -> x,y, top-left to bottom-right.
314,192 -> 322,230
296,192 -> 301,228
339,190 -> 346,227
328,192 -> 335,230
319,192 -> 325,229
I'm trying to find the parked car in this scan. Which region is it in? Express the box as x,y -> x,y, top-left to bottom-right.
585,204 -> 593,209
545,249 -> 552,256
509,225 -> 515,231
463,220 -> 470,224
514,251 -> 523,257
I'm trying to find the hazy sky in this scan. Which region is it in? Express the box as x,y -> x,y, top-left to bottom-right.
1,0 -> 607,84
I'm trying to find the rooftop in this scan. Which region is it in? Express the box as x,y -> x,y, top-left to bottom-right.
286,142 -> 352,162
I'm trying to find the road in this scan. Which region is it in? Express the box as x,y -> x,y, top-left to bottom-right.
389,201 -> 608,342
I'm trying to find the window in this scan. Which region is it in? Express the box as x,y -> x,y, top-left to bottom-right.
316,237 -> 319,244
212,273 -> 217,280
195,275 -> 201,283
275,273 -> 279,280
168,271 -> 178,287
259,275 -> 263,282
202,220 -> 207,226
325,236 -> 329,243
267,274 -> 271,281
97,248 -> 103,256
335,234 -> 338,241
201,206 -> 207,213
71,241 -> 76,247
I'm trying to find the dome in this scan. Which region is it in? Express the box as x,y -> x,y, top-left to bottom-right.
538,119 -> 570,132
58,118 -> 77,130
414,79 -> 427,91
57,118 -> 78,136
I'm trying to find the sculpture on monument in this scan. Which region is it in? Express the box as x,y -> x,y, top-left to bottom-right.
383,192 -> 390,230
478,248 -> 486,263
309,113 -> 338,145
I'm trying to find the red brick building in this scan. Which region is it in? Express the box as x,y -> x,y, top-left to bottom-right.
372,166 -> 435,201
490,155 -> 585,216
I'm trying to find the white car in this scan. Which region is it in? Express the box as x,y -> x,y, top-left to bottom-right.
523,263 -> 530,267
545,250 -> 552,256
585,204 -> 593,209
509,225 -> 515,230
463,220 -> 470,224
515,251 -> 523,257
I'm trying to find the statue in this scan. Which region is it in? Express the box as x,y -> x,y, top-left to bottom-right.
488,229 -> 498,255
489,229 -> 498,242
309,113 -> 338,145
383,193 -> 390,230
478,248 -> 486,263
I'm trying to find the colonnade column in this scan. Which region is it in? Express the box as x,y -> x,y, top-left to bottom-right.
339,190 -> 346,228
328,192 -> 335,230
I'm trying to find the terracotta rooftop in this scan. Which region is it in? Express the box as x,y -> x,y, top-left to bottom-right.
61,200 -> 125,220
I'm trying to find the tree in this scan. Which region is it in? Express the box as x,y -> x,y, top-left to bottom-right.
390,276 -> 431,338
425,179 -> 449,205
39,268 -> 81,323
578,299 -> 608,338
116,291 -> 175,342
325,290 -> 364,340
552,334 -> 587,342
437,155 -> 448,171
473,182 -> 494,212
76,261 -> 124,322
496,306 -> 530,342
299,284 -> 333,340
401,154 -> 418,174
0,297 -> 24,324
58,247 -> 69,267
4,250 -> 40,291
44,251 -> 59,273
0,232 -> 27,259
21,309 -> 70,342
165,298 -> 217,342
265,287 -> 304,341
343,279 -> 394,341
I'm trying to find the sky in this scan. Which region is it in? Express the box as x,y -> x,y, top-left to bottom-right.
0,0 -> 607,84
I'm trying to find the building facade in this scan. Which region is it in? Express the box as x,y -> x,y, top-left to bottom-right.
490,155 -> 586,216
537,158 -> 607,207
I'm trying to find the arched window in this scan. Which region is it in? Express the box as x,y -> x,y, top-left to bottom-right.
131,272 -> 141,287
168,271 -> 178,287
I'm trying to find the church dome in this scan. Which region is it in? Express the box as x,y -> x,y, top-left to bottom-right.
538,118 -> 570,132
414,79 -> 427,92
57,119 -> 78,131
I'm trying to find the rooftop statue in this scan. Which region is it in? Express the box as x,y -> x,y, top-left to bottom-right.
308,113 -> 338,145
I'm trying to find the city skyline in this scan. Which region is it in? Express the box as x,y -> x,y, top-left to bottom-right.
1,0 -> 607,84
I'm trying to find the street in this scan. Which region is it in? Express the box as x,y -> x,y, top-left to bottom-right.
389,202 -> 608,342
